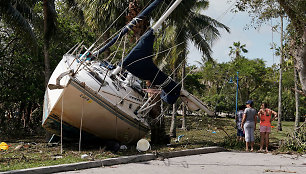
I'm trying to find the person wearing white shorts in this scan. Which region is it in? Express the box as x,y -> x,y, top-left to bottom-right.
241,100 -> 257,152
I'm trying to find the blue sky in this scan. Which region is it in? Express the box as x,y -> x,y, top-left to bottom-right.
187,0 -> 282,67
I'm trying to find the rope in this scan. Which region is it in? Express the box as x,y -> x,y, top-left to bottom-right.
116,116 -> 118,139
109,32 -> 125,64
93,7 -> 129,52
60,95 -> 63,154
79,98 -> 84,152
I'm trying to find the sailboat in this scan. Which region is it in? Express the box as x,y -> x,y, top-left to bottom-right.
42,0 -> 213,144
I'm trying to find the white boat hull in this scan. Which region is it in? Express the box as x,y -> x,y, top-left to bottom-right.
43,55 -> 149,144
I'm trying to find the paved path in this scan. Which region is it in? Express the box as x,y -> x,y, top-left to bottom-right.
59,152 -> 306,174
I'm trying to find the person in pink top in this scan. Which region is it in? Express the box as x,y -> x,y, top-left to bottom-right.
258,103 -> 278,152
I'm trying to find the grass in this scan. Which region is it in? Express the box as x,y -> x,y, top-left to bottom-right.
270,121 -> 295,140
0,115 -> 303,172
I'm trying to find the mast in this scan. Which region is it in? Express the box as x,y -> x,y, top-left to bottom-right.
93,0 -> 183,56
152,0 -> 182,31
120,0 -> 184,104
93,0 -> 163,56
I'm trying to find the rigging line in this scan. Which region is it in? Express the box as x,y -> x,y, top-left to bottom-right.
93,7 -> 129,50
147,59 -> 197,108
109,33 -> 126,64
60,94 -> 63,154
79,98 -> 84,153
75,31 -> 126,74
121,35 -> 128,68
155,0 -> 175,22
144,27 -> 176,102
216,0 -> 237,21
100,0 -> 177,64
113,0 -> 179,68
125,0 -> 238,105
145,45 -> 174,103
96,25 -> 130,55
83,0 -> 237,108
95,0 -> 160,55
146,0 -> 238,65
149,106 -> 170,125
141,52 -> 185,108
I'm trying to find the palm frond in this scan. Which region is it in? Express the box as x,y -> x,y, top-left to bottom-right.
191,12 -> 230,33
0,2 -> 37,47
64,0 -> 85,24
192,0 -> 209,12
187,26 -> 212,61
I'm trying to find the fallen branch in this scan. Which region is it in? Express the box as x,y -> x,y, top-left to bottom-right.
291,88 -> 306,97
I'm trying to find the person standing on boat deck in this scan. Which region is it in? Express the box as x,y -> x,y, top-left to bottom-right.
241,100 -> 257,152
258,103 -> 278,152
236,105 -> 246,141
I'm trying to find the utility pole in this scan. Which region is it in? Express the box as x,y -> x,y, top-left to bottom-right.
235,71 -> 239,117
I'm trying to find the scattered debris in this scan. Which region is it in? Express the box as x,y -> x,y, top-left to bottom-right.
14,144 -> 24,151
52,155 -> 63,160
47,143 -> 59,147
0,142 -> 9,150
119,145 -> 127,150
136,139 -> 150,152
81,154 -> 89,159
264,169 -> 296,173
23,143 -> 31,149
175,135 -> 185,142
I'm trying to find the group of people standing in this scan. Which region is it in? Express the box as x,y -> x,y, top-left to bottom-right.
235,100 -> 278,152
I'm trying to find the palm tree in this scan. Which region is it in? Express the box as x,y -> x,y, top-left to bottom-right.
0,0 -> 57,86
0,0 -> 39,49
43,0 -> 57,85
161,0 -> 229,136
229,41 -> 248,59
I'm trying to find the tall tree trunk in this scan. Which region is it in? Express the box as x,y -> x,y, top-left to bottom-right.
43,41 -> 50,86
23,102 -> 32,130
277,15 -> 283,131
295,28 -> 306,94
43,0 -> 56,86
181,60 -> 186,130
294,65 -> 300,132
43,0 -> 55,141
169,70 -> 177,138
170,103 -> 177,138
277,0 -> 306,94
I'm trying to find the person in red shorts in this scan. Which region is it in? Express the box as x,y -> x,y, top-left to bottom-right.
258,103 -> 278,152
